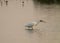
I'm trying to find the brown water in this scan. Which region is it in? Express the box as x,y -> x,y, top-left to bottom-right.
0,0 -> 60,43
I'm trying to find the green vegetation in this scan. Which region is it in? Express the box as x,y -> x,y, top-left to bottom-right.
33,0 -> 60,4
56,0 -> 60,4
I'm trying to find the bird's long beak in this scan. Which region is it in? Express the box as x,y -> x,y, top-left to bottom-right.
42,21 -> 46,23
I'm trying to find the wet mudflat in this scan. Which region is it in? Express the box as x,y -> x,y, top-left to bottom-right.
0,0 -> 60,43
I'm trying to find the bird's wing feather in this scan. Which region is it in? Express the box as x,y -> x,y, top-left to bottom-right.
25,22 -> 34,27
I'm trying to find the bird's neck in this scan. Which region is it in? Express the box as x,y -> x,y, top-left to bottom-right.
34,21 -> 40,26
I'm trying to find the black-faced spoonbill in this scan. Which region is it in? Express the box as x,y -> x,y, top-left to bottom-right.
25,20 -> 45,30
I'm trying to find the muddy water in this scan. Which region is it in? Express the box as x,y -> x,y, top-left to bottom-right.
0,0 -> 60,43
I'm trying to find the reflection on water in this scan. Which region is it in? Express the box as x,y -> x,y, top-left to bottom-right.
0,0 -> 60,43
25,28 -> 40,34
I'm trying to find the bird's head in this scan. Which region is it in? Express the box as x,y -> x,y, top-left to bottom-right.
40,20 -> 46,23
40,20 -> 43,22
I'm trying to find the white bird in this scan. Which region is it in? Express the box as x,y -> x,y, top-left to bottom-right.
25,20 -> 45,30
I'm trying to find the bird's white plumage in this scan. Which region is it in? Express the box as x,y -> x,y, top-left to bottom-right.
32,22 -> 38,26
24,20 -> 41,30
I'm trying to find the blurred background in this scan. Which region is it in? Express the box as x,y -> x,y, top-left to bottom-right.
0,0 -> 60,43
